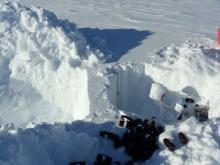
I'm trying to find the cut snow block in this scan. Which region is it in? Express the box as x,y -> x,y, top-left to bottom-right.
175,103 -> 185,113
149,83 -> 167,102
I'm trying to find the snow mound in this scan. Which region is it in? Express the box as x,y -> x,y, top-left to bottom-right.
0,2 -> 100,127
146,38 -> 220,119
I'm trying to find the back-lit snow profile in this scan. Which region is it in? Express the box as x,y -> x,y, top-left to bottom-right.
0,1 -> 220,165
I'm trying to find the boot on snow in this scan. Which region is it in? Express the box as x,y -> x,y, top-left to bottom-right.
178,132 -> 188,145
163,138 -> 176,151
94,153 -> 112,165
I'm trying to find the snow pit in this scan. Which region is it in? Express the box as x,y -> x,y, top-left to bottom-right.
106,63 -> 164,120
0,2 -> 100,127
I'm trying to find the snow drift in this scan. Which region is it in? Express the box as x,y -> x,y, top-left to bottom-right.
0,2 -> 100,127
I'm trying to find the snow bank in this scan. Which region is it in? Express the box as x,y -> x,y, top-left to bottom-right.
0,2 -> 100,127
146,38 -> 220,118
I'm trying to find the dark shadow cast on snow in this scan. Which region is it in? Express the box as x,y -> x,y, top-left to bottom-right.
79,28 -> 154,62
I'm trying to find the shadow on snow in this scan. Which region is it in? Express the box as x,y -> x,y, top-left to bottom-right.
79,28 -> 154,62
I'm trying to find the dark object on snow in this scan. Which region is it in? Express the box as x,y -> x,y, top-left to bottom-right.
69,161 -> 86,165
157,125 -> 165,134
100,116 -> 164,162
178,132 -> 188,145
100,131 -> 121,148
183,104 -> 187,108
142,119 -> 163,138
94,153 -> 112,165
121,115 -> 133,121
119,119 -> 126,127
185,97 -> 195,103
121,117 -> 162,161
125,160 -> 134,165
194,106 -> 208,122
163,138 -> 175,152
123,129 -> 159,161
120,115 -> 143,129
126,118 -> 142,129
177,113 -> 183,120
113,161 -> 121,165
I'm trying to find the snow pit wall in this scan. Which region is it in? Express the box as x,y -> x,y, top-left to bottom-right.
107,64 -> 163,120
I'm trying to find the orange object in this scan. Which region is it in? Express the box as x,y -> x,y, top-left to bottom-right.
218,28 -> 220,46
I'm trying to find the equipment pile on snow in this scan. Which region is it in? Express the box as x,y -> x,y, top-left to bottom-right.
100,115 -> 164,163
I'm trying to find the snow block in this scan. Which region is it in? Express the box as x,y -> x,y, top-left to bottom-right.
149,83 -> 167,102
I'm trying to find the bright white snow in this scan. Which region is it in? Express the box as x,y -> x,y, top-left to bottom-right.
0,1 -> 219,165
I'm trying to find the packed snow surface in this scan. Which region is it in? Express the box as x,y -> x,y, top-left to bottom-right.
0,1 -> 220,165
